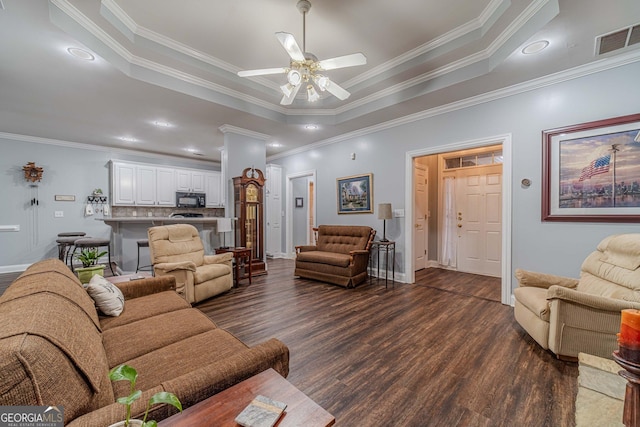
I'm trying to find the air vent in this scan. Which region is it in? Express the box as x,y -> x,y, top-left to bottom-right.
596,24 -> 640,56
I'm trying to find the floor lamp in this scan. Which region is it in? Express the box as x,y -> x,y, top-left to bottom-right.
378,203 -> 392,242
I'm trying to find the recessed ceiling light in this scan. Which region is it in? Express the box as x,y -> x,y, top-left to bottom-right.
185,148 -> 198,153
522,40 -> 549,55
269,142 -> 283,148
153,120 -> 172,128
67,47 -> 95,61
304,124 -> 319,130
118,136 -> 137,142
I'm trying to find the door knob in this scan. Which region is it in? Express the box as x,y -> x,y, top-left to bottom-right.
457,224 -> 462,228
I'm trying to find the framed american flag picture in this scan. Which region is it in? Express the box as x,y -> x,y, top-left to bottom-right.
542,113 -> 640,222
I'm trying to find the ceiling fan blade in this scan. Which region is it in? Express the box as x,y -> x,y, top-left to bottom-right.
237,67 -> 288,77
324,79 -> 351,101
275,32 -> 306,62
280,82 -> 302,105
317,53 -> 367,71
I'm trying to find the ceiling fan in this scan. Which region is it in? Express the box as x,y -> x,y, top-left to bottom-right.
237,0 -> 367,105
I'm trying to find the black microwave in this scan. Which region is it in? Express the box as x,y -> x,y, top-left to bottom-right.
176,192 -> 206,208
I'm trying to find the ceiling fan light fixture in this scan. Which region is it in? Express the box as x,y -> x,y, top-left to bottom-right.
307,85 -> 320,102
315,75 -> 329,91
280,83 -> 295,97
287,69 -> 302,86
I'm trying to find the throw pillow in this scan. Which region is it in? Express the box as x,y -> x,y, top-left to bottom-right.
86,274 -> 125,316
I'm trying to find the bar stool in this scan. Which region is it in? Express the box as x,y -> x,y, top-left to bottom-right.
56,232 -> 86,266
136,239 -> 153,274
71,237 -> 115,276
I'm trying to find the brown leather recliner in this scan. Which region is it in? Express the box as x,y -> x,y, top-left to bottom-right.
148,224 -> 233,303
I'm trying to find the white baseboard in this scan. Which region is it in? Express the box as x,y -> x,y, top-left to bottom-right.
0,264 -> 31,274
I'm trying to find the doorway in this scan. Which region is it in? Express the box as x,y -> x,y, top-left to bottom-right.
405,134 -> 512,305
443,149 -> 502,277
286,170 -> 317,257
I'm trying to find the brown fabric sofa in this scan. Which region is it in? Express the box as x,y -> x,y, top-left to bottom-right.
514,233 -> 640,360
295,225 -> 375,288
0,259 -> 289,426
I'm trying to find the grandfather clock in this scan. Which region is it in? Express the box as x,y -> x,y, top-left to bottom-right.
233,167 -> 267,275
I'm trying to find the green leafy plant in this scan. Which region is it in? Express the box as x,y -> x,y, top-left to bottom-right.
75,248 -> 107,268
109,364 -> 182,427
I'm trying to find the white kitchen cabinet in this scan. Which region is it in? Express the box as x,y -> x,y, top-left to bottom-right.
176,169 -> 205,192
156,167 -> 176,205
112,162 -> 176,206
112,161 -> 217,206
136,165 -> 157,205
205,172 -> 223,207
112,162 -> 136,205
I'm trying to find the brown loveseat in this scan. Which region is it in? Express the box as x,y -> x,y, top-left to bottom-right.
0,259 -> 289,426
295,225 -> 375,288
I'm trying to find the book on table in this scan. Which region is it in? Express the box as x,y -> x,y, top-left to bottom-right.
235,395 -> 287,427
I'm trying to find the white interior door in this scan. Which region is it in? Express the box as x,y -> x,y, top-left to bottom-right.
266,165 -> 282,257
456,164 -> 502,277
414,163 -> 428,270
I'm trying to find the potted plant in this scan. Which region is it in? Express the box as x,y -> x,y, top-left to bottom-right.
75,248 -> 107,284
108,364 -> 182,427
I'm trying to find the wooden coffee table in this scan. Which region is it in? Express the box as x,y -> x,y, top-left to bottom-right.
157,368 -> 335,427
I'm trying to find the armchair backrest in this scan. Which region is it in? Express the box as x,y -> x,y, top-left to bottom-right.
578,233 -> 640,301
148,224 -> 205,266
316,225 -> 375,254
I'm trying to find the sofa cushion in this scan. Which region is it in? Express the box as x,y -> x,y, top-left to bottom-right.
103,308 -> 217,367
100,290 -> 191,331
316,225 -> 372,254
0,290 -> 113,423
111,328 -> 250,397
86,275 -> 125,316
194,263 -> 232,283
1,259 -> 101,330
296,251 -> 351,268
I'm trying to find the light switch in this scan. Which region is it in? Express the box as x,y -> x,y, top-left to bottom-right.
393,209 -> 405,218
54,211 -> 64,218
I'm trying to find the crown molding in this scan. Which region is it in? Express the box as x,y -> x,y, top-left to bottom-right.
343,0 -> 510,88
0,132 -> 220,166
218,125 -> 270,141
52,0 -> 558,122
268,50 -> 640,161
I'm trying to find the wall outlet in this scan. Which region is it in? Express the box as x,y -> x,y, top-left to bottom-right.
54,211 -> 63,218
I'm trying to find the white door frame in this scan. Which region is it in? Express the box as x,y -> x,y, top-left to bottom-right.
404,134 -> 512,305
286,169 -> 317,258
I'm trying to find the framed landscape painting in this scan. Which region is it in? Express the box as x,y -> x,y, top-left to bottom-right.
542,113 -> 640,222
337,173 -> 373,214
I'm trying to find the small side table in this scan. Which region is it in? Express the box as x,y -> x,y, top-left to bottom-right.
215,247 -> 252,287
371,240 -> 395,288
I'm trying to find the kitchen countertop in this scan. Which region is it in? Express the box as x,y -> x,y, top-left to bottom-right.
99,216 -> 226,224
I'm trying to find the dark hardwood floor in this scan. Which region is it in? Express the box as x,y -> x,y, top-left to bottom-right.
196,259 -> 578,427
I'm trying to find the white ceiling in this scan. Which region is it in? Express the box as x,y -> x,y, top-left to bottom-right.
1,0 -> 639,163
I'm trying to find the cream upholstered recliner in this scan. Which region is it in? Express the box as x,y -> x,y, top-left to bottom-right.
148,224 -> 233,303
514,233 -> 640,360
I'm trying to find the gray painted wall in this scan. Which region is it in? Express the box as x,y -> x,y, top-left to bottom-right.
0,138 -> 218,268
272,61 -> 640,285
292,176 -> 309,247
